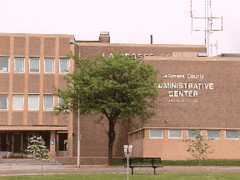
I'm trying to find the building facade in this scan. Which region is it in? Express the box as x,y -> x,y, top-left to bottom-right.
0,32 -> 211,163
0,33 -> 79,160
129,56 -> 240,160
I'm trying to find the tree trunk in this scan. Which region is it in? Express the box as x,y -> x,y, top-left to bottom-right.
108,119 -> 116,165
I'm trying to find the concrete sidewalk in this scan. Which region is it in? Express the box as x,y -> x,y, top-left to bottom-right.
2,163 -> 240,176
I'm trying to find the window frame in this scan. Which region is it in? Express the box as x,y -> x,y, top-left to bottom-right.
149,129 -> 164,139
28,94 -> 40,111
0,95 -> 8,110
59,58 -> 70,74
12,94 -> 24,111
44,58 -> 54,74
168,129 -> 182,139
43,95 -> 54,111
225,130 -> 240,140
207,130 -> 220,140
0,56 -> 9,73
187,129 -> 201,139
14,57 -> 25,73
29,57 -> 40,73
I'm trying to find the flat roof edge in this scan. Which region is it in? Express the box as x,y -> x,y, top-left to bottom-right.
144,56 -> 240,62
0,32 -> 74,37
0,125 -> 68,131
79,42 -> 206,48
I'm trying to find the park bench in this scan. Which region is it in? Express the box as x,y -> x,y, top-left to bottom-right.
124,157 -> 162,175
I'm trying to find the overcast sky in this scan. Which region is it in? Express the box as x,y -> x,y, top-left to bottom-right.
1,0 -> 239,53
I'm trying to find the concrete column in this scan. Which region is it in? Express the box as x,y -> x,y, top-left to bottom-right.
11,134 -> 14,153
0,133 -> 1,151
8,36 -> 14,125
49,131 -> 56,158
23,36 -> 29,125
39,37 -> 44,125
20,133 -> 24,151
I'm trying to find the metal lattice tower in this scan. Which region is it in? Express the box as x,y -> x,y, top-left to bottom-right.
190,0 -> 223,56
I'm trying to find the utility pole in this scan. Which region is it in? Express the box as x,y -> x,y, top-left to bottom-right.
70,40 -> 81,168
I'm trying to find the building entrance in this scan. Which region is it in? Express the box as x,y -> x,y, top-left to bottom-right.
0,131 -> 69,158
0,131 -> 50,158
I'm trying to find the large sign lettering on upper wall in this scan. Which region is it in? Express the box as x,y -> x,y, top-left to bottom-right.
158,73 -> 214,103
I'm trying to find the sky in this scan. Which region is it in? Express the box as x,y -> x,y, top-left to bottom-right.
0,0 -> 240,53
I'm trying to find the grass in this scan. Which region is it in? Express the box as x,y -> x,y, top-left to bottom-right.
112,159 -> 240,166
1,174 -> 240,180
162,159 -> 240,166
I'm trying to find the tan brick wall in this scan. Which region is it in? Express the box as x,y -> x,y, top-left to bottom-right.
59,38 -> 71,57
14,37 -> 25,56
43,75 -> 55,93
0,33 -> 74,130
79,44 -> 206,59
44,38 -> 56,57
12,112 -> 24,125
130,57 -> 240,160
28,74 -> 40,93
0,112 -> 8,125
139,129 -> 240,160
143,58 -> 240,129
0,36 -> 10,55
29,37 -> 41,57
12,74 -> 25,93
0,74 -> 9,92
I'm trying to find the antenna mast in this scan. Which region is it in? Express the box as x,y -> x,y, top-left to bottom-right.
190,0 -> 223,56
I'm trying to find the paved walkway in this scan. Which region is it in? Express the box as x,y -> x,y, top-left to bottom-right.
2,163 -> 240,176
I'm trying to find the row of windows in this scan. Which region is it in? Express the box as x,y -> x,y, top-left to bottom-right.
0,95 -> 59,111
149,129 -> 240,140
0,57 -> 70,73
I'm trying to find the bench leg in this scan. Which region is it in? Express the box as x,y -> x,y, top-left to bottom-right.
153,167 -> 156,175
131,167 -> 134,175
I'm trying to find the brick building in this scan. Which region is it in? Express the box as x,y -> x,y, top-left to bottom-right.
130,56 -> 240,160
2,31 -> 227,164
0,33 -> 75,160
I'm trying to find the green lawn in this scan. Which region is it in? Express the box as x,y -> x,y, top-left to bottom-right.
1,174 -> 240,180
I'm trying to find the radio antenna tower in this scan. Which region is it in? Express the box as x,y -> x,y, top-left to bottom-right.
190,0 -> 223,56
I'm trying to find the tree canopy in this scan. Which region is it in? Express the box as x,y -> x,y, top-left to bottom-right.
57,54 -> 159,164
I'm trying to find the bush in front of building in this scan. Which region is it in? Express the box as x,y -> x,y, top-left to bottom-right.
186,134 -> 213,164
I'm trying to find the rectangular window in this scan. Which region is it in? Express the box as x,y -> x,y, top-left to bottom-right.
208,130 -> 220,140
149,129 -> 163,139
13,95 -> 24,110
59,58 -> 70,73
44,58 -> 54,73
28,95 -> 39,111
44,95 -> 53,111
0,95 -> 8,110
188,130 -> 200,139
59,97 -> 64,106
29,58 -> 40,73
14,57 -> 24,73
0,57 -> 8,73
168,129 -> 182,139
226,130 -> 240,139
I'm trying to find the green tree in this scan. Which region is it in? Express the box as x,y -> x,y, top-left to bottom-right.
56,54 -> 159,164
26,136 -> 49,174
